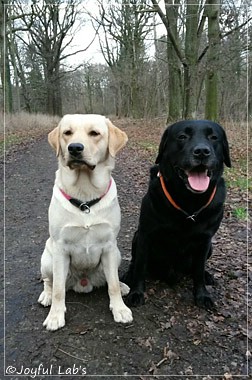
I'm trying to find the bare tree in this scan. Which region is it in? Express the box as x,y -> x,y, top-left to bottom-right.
164,0 -> 182,120
94,0 -> 152,118
10,0 -> 96,115
0,0 -> 40,113
0,0 -> 12,112
14,0 -> 80,115
218,1 -> 251,120
151,0 -> 251,121
151,0 -> 208,119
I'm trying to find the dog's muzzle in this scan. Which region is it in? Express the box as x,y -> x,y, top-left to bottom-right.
176,164 -> 213,193
67,143 -> 95,170
179,144 -> 214,193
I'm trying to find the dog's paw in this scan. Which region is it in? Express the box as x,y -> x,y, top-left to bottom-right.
111,304 -> 133,324
125,290 -> 145,307
119,281 -> 130,296
205,271 -> 216,286
38,291 -> 52,307
194,290 -> 215,310
43,307 -> 66,331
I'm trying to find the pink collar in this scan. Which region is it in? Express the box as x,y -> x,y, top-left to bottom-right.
60,178 -> 112,213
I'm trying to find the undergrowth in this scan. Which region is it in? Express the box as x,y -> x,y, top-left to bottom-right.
0,111 -> 59,156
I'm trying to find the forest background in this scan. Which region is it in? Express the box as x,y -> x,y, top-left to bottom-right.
1,0 -> 251,122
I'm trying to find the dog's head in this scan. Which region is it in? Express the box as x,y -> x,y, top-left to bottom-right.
156,120 -> 231,193
48,114 -> 128,170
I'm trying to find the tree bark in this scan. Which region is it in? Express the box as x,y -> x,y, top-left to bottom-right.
0,1 -> 13,113
249,50 -> 252,119
183,0 -> 199,119
205,1 -> 220,121
165,0 -> 182,121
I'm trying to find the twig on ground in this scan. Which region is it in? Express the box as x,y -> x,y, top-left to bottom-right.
56,347 -> 88,363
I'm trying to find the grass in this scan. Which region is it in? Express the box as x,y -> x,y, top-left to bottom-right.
225,154 -> 251,194
137,141 -> 158,151
232,207 -> 248,221
0,135 -> 22,155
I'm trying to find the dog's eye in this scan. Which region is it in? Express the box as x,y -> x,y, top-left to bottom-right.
209,134 -> 218,141
89,131 -> 100,137
63,130 -> 72,136
177,133 -> 188,141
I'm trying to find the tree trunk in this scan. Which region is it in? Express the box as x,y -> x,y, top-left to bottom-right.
54,67 -> 62,116
183,0 -> 199,119
205,1 -> 220,121
249,50 -> 252,119
45,64 -> 62,116
0,1 -> 12,113
4,43 -> 13,113
85,68 -> 93,114
165,0 -> 182,121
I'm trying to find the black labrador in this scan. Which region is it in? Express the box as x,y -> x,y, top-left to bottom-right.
123,120 -> 231,309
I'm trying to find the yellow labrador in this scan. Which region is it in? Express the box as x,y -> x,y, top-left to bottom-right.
38,114 -> 133,331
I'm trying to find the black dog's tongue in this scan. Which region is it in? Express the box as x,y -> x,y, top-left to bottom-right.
188,170 -> 210,192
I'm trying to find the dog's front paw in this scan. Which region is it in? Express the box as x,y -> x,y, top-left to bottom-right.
110,303 -> 133,323
194,289 -> 215,310
125,290 -> 145,307
43,307 -> 66,331
119,281 -> 130,296
38,290 -> 52,307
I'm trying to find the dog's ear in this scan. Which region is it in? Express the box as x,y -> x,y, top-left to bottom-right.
48,125 -> 60,156
155,127 -> 170,164
222,130 -> 231,168
106,119 -> 128,157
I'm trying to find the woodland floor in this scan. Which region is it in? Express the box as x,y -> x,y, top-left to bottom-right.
1,118 -> 251,379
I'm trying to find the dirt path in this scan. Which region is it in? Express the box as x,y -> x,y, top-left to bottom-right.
2,132 -> 251,379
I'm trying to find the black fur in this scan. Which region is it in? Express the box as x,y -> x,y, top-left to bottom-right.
123,120 -> 231,309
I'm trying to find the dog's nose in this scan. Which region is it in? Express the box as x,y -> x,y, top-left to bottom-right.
193,144 -> 211,158
68,143 -> 84,156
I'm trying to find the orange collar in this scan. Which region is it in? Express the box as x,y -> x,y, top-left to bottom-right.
158,172 -> 217,222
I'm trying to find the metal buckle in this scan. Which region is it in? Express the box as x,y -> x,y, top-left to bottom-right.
187,214 -> 196,222
79,203 -> 90,213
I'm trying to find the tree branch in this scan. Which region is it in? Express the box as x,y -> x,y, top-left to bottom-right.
198,14 -> 252,63
221,16 -> 252,39
151,0 -> 186,66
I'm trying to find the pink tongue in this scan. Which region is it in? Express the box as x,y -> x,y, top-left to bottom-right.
188,171 -> 210,191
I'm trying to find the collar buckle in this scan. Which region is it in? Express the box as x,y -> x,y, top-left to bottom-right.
79,203 -> 91,213
187,214 -> 196,222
